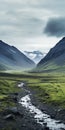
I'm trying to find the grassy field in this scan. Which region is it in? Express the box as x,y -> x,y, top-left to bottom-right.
0,72 -> 65,112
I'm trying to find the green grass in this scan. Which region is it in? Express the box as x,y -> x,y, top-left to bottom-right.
23,72 -> 65,108
0,72 -> 65,110
0,72 -> 65,130
35,59 -> 65,73
0,78 -> 21,112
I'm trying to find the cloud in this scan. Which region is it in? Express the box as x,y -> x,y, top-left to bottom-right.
0,1 -> 45,38
0,0 -> 65,38
0,0 -> 64,38
0,0 -> 65,53
44,17 -> 65,37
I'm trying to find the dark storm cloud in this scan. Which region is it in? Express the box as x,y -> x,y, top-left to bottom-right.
0,0 -> 65,38
44,18 -> 65,37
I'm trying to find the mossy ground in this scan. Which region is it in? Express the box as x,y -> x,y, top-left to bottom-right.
0,72 -> 65,130
0,72 -> 65,112
0,78 -> 21,112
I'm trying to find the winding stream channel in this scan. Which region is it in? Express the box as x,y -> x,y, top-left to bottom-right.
18,82 -> 65,130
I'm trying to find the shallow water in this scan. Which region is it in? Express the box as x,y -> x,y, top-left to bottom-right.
18,83 -> 65,130
19,95 -> 65,130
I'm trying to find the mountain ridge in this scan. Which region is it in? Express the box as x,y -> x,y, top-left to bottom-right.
36,37 -> 65,72
0,40 -> 35,71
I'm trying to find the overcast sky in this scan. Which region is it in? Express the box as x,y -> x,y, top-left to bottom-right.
0,0 -> 65,53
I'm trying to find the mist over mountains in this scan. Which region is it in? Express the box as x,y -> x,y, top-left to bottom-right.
1,37 -> 65,72
24,51 -> 46,64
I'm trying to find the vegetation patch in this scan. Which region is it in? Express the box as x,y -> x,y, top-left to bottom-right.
0,79 -> 20,112
0,72 -> 65,111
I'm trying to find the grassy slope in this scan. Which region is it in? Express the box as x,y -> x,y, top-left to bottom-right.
35,62 -> 65,72
0,77 -> 21,112
26,73 -> 65,108
35,58 -> 65,72
0,72 -> 65,111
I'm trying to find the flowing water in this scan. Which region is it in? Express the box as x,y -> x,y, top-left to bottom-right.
18,83 -> 65,130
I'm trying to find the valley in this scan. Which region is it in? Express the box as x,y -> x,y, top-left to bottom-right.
0,37 -> 65,130
0,0 -> 65,129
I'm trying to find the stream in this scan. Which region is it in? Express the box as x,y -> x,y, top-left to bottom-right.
18,82 -> 65,130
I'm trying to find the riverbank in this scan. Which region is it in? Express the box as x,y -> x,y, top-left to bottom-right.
18,82 -> 65,130
0,82 -> 46,130
24,83 -> 65,124
0,81 -> 65,130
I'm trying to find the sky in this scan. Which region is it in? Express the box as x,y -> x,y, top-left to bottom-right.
0,0 -> 65,53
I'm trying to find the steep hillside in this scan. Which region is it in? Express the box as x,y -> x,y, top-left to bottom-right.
0,40 -> 35,71
36,37 -> 65,72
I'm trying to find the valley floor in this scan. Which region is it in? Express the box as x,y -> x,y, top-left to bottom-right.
0,72 -> 65,130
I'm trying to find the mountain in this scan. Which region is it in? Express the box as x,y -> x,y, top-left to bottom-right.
0,40 -> 35,71
36,37 -> 65,72
24,51 -> 46,64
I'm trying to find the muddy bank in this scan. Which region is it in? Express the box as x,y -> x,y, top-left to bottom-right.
0,84 -> 44,130
0,107 -> 44,130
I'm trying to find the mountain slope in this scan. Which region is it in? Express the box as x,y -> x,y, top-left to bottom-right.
36,37 -> 65,72
0,40 -> 35,71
